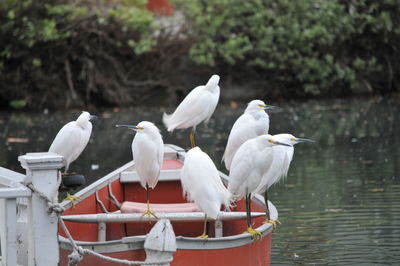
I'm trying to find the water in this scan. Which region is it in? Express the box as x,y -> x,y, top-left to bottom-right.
1,96 -> 399,265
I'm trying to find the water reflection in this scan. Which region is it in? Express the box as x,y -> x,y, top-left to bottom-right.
1,96 -> 400,265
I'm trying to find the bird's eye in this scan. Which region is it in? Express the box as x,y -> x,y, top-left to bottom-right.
268,139 -> 274,143
258,104 -> 265,107
290,138 -> 296,141
137,126 -> 144,130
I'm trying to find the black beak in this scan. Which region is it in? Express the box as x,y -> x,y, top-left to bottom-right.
115,124 -> 137,130
296,138 -> 315,143
264,105 -> 280,110
275,141 -> 292,147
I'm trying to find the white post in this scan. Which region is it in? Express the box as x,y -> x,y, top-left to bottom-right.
19,152 -> 64,266
143,219 -> 176,266
215,219 -> 223,238
98,222 -> 106,242
0,198 -> 18,266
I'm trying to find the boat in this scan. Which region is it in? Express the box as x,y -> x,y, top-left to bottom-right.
59,144 -> 278,266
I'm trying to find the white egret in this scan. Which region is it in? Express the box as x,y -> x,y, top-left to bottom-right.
222,99 -> 278,170
180,147 -> 231,239
115,121 -> 164,222
228,134 -> 290,240
163,74 -> 220,147
49,111 -> 95,173
253,134 -> 314,227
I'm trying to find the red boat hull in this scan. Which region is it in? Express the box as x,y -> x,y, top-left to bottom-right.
59,159 -> 273,265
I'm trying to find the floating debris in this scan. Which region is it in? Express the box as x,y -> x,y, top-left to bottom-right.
7,137 -> 29,143
369,188 -> 384,192
325,208 -> 343,213
102,113 -> 112,119
229,100 -> 237,109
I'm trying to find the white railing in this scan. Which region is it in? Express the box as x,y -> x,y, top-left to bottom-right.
0,152 -> 177,266
0,152 -> 64,266
0,168 -> 31,266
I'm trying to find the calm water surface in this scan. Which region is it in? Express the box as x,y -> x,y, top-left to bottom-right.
1,96 -> 399,265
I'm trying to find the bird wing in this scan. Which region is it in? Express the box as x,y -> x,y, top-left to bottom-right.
181,148 -> 230,219
229,139 -> 276,199
223,113 -> 257,170
49,122 -> 81,168
163,86 -> 218,131
227,140 -> 258,198
133,133 -> 163,189
203,85 -> 220,123
71,123 -> 92,164
254,146 -> 293,194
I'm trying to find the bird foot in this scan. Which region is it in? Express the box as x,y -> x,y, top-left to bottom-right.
244,226 -> 262,241
61,172 -> 77,176
197,233 -> 209,240
140,208 -> 158,224
263,219 -> 281,230
63,193 -> 81,208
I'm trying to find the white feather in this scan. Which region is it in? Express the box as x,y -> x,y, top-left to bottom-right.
254,134 -> 298,194
49,111 -> 93,171
180,147 -> 231,219
223,100 -> 270,170
163,75 -> 220,132
132,121 -> 164,189
228,135 -> 276,200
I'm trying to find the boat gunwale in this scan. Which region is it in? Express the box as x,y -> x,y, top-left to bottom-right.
59,221 -> 273,252
59,144 -> 278,252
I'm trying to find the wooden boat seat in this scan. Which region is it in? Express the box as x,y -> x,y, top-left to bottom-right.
121,201 -> 201,213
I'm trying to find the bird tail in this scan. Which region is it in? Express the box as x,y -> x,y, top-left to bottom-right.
162,112 -> 174,132
222,190 -> 235,212
221,150 -> 226,163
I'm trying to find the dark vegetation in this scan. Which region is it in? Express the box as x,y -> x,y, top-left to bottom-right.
1,0 -> 399,109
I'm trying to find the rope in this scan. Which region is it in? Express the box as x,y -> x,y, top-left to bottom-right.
27,181 -> 173,265
58,204 -> 173,265
26,183 -> 65,216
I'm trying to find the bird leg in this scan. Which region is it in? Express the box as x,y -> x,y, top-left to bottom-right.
189,129 -> 197,148
140,185 -> 158,224
62,192 -> 81,208
197,214 -> 209,240
262,190 -> 281,230
244,193 -> 262,241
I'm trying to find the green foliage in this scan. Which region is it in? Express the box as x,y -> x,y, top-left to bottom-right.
179,0 -> 400,95
9,99 -> 28,109
0,0 -> 161,109
1,0 -> 399,109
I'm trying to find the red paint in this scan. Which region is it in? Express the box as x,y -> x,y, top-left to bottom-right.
147,0 -> 173,16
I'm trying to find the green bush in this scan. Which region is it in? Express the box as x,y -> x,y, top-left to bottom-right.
0,0 -> 188,109
178,0 -> 400,96
1,0 -> 399,109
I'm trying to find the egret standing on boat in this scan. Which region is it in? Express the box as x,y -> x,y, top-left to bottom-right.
180,147 -> 231,239
228,134 -> 290,240
254,134 -> 314,226
115,121 -> 164,222
163,74 -> 220,147
49,111 -> 95,173
223,99 -> 278,171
